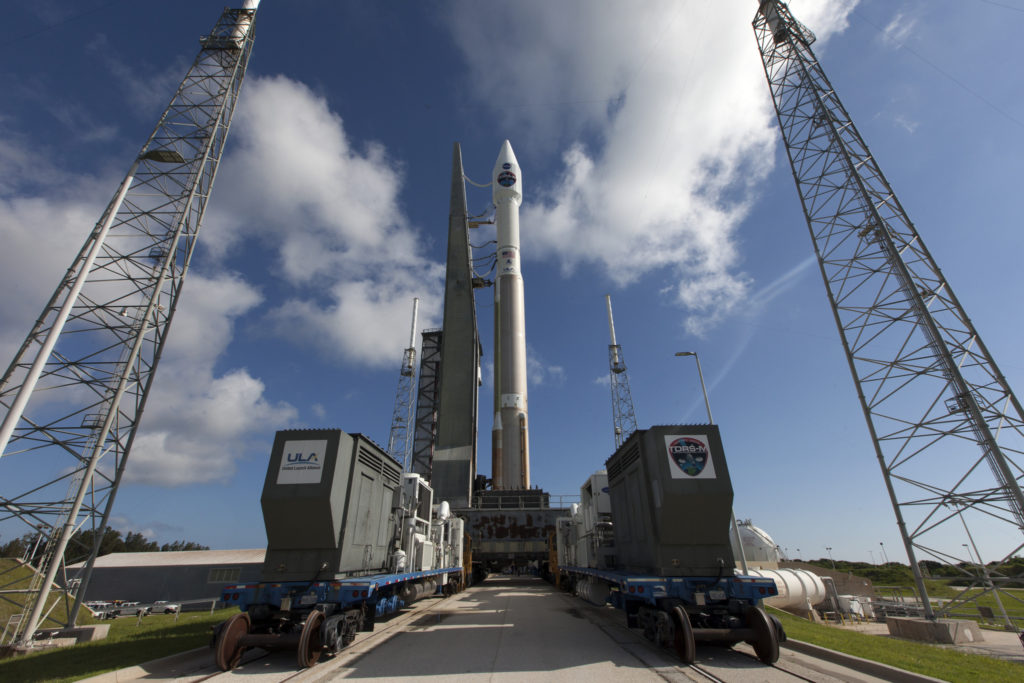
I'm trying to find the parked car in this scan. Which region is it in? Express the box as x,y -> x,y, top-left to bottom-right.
83,601 -> 111,617
154,600 -> 181,614
105,601 -> 150,617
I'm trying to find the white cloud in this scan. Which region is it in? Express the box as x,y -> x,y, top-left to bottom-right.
481,350 -> 565,389
445,0 -> 857,333
0,141 -> 113,361
124,272 -> 297,486
788,0 -> 858,41
879,11 -> 917,47
893,114 -> 919,133
527,347 -> 566,387
86,33 -> 188,115
0,130 -> 295,486
207,76 -> 444,367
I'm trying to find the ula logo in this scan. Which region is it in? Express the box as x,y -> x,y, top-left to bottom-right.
668,437 -> 708,476
287,451 -> 319,464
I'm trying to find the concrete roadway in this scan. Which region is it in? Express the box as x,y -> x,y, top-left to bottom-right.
298,576 -> 902,683
324,575 -> 668,682
88,576 -> 930,682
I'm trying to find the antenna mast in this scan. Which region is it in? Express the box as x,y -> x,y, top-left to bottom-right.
754,0 -> 1024,622
606,295 -> 638,449
0,1 -> 260,645
387,298 -> 419,468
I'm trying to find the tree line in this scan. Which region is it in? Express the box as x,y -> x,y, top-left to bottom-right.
801,556 -> 1024,587
0,527 -> 209,565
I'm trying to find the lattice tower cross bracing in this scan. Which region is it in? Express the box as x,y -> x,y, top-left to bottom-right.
387,298 -> 420,468
754,0 -> 1024,621
410,330 -> 442,478
0,2 -> 259,645
605,295 -> 638,449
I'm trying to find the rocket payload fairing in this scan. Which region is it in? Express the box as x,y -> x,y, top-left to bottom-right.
491,140 -> 530,490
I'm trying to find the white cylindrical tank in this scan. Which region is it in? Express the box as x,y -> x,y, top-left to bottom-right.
747,568 -> 827,611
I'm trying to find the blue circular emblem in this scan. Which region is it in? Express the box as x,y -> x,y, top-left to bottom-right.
668,437 -> 708,476
497,171 -> 516,187
502,162 -> 512,170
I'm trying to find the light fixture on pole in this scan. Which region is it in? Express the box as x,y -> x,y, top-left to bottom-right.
962,543 -> 976,569
826,546 -> 836,570
675,351 -> 712,423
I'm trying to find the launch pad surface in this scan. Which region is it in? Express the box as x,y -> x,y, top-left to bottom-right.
77,577 -> 929,683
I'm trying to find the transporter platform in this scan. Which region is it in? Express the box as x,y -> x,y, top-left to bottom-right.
457,488 -> 569,575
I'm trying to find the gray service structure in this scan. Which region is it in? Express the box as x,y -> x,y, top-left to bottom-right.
432,143 -> 482,509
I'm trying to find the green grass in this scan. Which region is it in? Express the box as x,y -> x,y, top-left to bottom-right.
0,559 -> 97,632
873,580 -> 1024,626
769,607 -> 1023,682
0,608 -> 237,683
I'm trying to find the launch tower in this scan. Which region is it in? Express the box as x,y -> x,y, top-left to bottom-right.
0,1 -> 260,644
386,298 -> 419,469
605,295 -> 638,449
754,0 -> 1024,621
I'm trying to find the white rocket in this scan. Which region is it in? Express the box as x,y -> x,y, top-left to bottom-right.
491,140 -> 530,490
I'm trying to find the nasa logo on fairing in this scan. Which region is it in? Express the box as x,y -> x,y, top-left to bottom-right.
497,171 -> 517,187
665,435 -> 717,479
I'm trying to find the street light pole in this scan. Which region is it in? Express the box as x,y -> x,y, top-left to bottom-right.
879,542 -> 889,565
675,351 -> 748,574
962,543 -> 977,569
826,546 -> 836,570
956,502 -> 1014,630
675,351 -> 712,423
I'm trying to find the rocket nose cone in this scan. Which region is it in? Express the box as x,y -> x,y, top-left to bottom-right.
493,140 -> 519,172
497,139 -> 516,164
493,140 -> 522,203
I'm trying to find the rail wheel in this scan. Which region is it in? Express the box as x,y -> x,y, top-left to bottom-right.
341,608 -> 361,647
744,606 -> 779,664
215,612 -> 250,671
298,610 -> 325,668
671,605 -> 696,664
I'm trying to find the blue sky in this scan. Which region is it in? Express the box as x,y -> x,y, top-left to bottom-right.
2,0 -> 1024,566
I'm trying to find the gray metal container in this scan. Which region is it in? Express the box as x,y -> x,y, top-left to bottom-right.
605,425 -> 736,577
260,429 -> 402,582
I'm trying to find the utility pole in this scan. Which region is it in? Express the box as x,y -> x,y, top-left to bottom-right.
0,1 -> 260,645
754,0 -> 1024,620
605,296 -> 638,449
387,299 -> 419,468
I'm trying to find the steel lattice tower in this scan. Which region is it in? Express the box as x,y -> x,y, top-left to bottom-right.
0,2 -> 260,644
387,299 -> 419,468
605,296 -> 638,449
754,0 -> 1024,621
409,330 -> 442,477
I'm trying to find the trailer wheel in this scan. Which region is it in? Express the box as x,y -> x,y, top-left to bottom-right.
214,612 -> 250,671
744,606 -> 779,664
671,606 -> 696,664
298,610 -> 325,668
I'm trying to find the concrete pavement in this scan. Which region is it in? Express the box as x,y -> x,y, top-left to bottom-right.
325,576 -> 668,682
